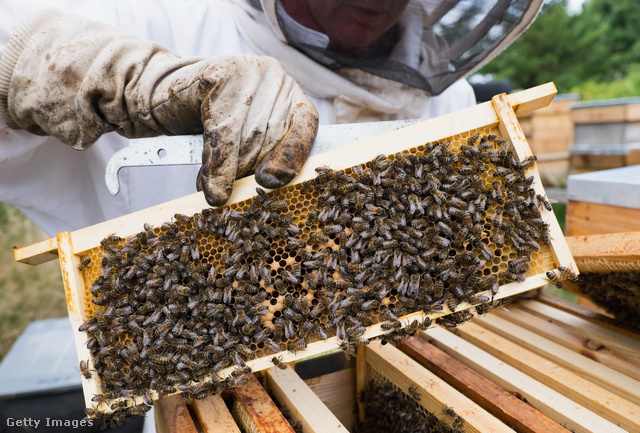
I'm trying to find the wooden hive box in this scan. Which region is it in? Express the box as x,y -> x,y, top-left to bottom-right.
570,97 -> 640,175
13,83 -> 578,423
152,294 -> 640,432
566,166 -> 640,236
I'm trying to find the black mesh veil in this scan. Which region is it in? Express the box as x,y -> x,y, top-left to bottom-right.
265,0 -> 541,96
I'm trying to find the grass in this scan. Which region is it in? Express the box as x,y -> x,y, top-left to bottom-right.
551,201 -> 567,234
0,203 -> 66,361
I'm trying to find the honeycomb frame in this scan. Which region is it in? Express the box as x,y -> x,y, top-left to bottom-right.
16,83 -> 577,416
358,341 -> 514,432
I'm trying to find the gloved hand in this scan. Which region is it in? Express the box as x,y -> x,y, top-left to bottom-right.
0,10 -> 318,206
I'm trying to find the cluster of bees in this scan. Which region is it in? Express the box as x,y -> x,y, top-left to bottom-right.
354,380 -> 463,433
78,132 -> 552,425
574,272 -> 640,328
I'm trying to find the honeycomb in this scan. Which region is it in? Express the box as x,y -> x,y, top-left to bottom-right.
75,128 -> 557,423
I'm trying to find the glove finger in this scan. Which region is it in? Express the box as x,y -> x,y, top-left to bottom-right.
255,103 -> 319,189
197,124 -> 240,206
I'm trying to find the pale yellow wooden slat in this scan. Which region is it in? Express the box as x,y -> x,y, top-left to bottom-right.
518,300 -> 640,368
355,344 -> 367,423
14,84 -> 558,264
492,93 -> 578,278
56,232 -> 102,412
191,394 -> 242,433
453,320 -> 640,431
365,341 -> 515,433
536,294 -> 640,342
509,82 -> 558,117
493,307 -> 640,385
476,312 -> 640,407
422,327 -> 628,433
155,394 -> 198,433
265,365 -> 349,433
566,232 -> 640,271
13,237 -> 58,265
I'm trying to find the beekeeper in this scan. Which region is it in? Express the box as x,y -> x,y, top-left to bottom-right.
0,0 -> 543,236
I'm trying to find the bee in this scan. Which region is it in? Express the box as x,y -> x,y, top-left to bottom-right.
101,234 -> 122,246
78,258 -> 91,272
473,240 -> 494,260
544,270 -> 563,288
287,340 -> 307,354
491,181 -> 503,203
491,227 -> 505,246
431,234 -> 450,248
78,360 -> 92,379
431,278 -> 444,301
381,321 -> 402,331
271,356 -> 288,370
84,406 -> 106,419
264,338 -> 281,354
408,385 -> 421,401
557,266 -> 579,282
149,355 -> 173,365
502,270 -> 525,283
309,232 -> 329,243
519,155 -> 537,170
407,194 -> 424,215
173,213 -> 192,224
460,251 -> 482,267
535,194 -> 553,212
443,405 -> 457,417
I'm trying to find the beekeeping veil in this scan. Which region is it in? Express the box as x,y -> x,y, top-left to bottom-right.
229,0 -> 543,121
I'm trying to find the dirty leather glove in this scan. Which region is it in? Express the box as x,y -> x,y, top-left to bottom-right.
0,10 -> 318,206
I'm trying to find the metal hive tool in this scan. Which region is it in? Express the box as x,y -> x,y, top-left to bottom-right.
14,83 -> 578,425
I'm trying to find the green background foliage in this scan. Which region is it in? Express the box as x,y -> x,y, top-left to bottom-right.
478,0 -> 640,99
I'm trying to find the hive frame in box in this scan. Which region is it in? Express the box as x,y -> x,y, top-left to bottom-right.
563,232 -> 640,326
14,82 -> 577,414
566,232 -> 640,274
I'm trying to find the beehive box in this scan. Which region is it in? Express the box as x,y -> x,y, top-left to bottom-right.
14,83 -> 577,422
166,295 -> 640,433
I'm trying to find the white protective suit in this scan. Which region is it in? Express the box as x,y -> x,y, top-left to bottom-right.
0,0 -> 476,237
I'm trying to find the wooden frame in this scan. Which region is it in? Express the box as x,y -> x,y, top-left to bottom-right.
155,393 -> 241,433
231,374 -> 297,433
566,232 -> 640,273
399,336 -> 569,433
423,327 -> 628,432
14,83 -> 579,415
450,319 -> 640,431
357,340 -> 514,432
265,365 -> 348,433
149,300 -> 640,432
